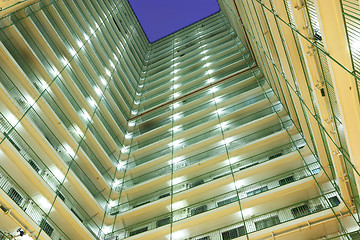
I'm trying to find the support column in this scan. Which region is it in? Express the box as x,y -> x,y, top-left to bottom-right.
282,0 -> 353,206
315,0 -> 360,203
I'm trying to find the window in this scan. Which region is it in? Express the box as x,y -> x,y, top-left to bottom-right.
268,152 -> 282,160
221,226 -> 245,240
40,219 -> 54,237
328,196 -> 340,207
129,226 -> 148,236
246,186 -> 268,197
190,205 -> 207,216
8,188 -> 23,206
279,176 -> 295,186
254,215 -> 280,230
156,217 -> 170,227
217,196 -> 238,207
189,179 -> 204,188
291,204 -> 310,218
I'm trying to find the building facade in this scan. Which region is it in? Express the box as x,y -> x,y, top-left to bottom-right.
0,0 -> 359,240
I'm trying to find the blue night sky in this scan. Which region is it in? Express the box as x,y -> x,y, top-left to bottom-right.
128,0 -> 220,43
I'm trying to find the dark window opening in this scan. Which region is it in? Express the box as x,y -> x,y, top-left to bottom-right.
291,204 -> 310,218
254,216 -> 280,230
113,18 -> 122,33
221,226 -> 245,240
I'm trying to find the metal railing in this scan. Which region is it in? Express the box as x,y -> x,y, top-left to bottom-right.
0,166 -> 69,240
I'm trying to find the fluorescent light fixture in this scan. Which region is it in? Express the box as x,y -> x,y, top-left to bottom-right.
168,139 -> 182,147
5,112 -> 18,127
82,111 -> 91,121
61,58 -> 68,66
102,225 -> 112,234
113,54 -> 118,61
240,208 -> 253,217
33,195 -> 52,212
173,92 -> 180,98
50,166 -> 66,182
110,61 -> 115,69
172,84 -> 180,90
222,137 -> 232,145
235,179 -> 246,189
105,68 -> 111,76
172,125 -> 182,132
170,230 -> 188,240
171,156 -> 184,164
69,48 -> 76,56
64,144 -> 75,158
219,122 -> 228,129
210,87 -> 218,93
112,179 -> 122,188
170,176 -> 185,185
207,78 -> 214,84
173,113 -> 182,120
77,40 -> 83,48
168,200 -> 187,211
125,133 -> 132,139
40,80 -> 49,90
26,95 -> 35,106
205,62 -> 211,67
88,97 -> 96,107
119,42 -> 125,50
215,108 -> 223,115
94,86 -> 102,96
121,147 -> 129,153
229,157 -> 239,164
117,161 -> 125,169
100,76 -> 107,86
51,68 -> 59,76
108,200 -> 117,207
207,69 -> 214,75
173,102 -> 180,109
74,126 -> 83,136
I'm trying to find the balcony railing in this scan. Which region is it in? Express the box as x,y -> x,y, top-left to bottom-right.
107,191 -> 340,239
190,191 -> 341,240
130,100 -> 279,153
135,77 -> 265,136
117,119 -> 293,191
0,113 -> 102,238
0,166 -> 69,240
110,157 -> 317,215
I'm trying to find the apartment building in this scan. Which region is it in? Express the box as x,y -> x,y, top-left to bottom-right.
0,0 -> 359,239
